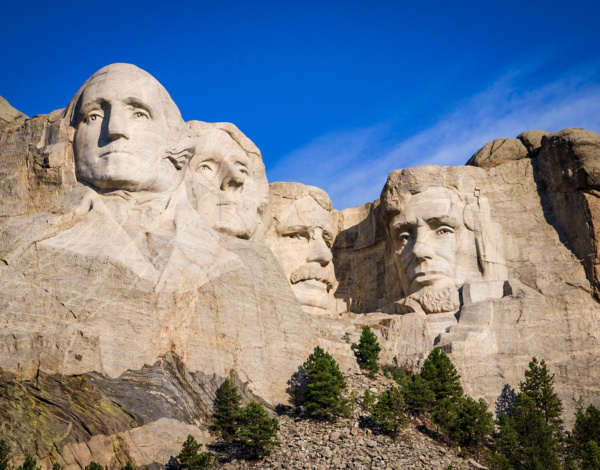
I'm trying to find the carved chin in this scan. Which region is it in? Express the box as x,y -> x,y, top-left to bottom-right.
291,280 -> 331,312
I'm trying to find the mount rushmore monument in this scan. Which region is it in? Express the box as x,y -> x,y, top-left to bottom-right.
1,63 -> 600,468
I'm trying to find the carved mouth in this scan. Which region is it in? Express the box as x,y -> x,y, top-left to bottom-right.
100,150 -> 135,158
289,264 -> 335,291
410,271 -> 450,288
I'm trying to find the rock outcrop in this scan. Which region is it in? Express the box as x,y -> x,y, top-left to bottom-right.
0,96 -> 27,131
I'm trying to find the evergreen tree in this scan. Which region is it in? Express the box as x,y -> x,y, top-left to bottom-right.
123,463 -> 134,470
214,378 -> 242,439
52,463 -> 64,470
362,389 -> 374,411
0,440 -> 11,470
370,387 -> 408,436
420,348 -> 463,402
401,373 -> 435,415
519,357 -> 563,432
235,401 -> 280,459
508,393 -> 562,470
302,346 -> 349,418
449,397 -> 494,458
567,400 -> 600,466
83,463 -> 104,470
494,412 -> 521,468
18,455 -> 40,470
582,440 -> 600,470
177,435 -> 213,470
352,326 -> 381,374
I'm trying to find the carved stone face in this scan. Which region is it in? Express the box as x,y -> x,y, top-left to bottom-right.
266,195 -> 336,313
189,129 -> 259,239
74,70 -> 177,192
390,187 -> 480,299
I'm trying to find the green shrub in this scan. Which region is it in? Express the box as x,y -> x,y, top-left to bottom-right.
214,378 -> 242,439
352,326 -> 381,374
236,401 -> 280,459
177,435 -> 213,470
370,387 -> 408,435
302,346 -> 349,418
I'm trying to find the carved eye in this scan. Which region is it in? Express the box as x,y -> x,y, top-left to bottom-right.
287,230 -> 310,242
398,233 -> 410,244
436,227 -> 454,237
133,110 -> 149,119
199,162 -> 215,173
84,111 -> 103,123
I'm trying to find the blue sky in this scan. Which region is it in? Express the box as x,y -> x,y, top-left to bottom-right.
2,0 -> 600,209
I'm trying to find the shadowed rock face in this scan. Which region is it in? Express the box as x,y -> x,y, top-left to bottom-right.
264,182 -> 340,315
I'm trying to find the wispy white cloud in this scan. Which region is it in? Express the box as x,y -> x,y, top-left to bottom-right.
268,62 -> 600,210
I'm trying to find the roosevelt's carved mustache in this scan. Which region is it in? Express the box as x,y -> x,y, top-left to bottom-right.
290,263 -> 335,291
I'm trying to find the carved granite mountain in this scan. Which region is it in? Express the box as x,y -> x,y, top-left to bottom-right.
0,65 -> 316,467
1,64 -> 600,468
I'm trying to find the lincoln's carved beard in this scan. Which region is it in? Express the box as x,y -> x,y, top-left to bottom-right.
409,285 -> 460,314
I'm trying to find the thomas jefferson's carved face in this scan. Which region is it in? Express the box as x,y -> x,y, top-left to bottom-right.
74,70 -> 178,192
390,187 -> 479,298
266,196 -> 336,313
189,130 -> 259,239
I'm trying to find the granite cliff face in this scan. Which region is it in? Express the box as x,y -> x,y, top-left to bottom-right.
1,64 -> 600,468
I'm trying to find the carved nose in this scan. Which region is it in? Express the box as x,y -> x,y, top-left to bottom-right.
106,107 -> 130,141
306,233 -> 332,267
412,237 -> 435,262
220,162 -> 246,193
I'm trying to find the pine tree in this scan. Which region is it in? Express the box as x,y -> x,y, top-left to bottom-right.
235,401 -> 280,459
363,389 -> 374,411
519,357 -> 563,432
83,463 -> 104,470
370,387 -> 408,436
567,400 -> 600,465
0,440 -> 11,470
123,463 -> 134,470
493,412 -> 521,468
420,348 -> 463,402
352,326 -> 381,374
214,378 -> 242,439
450,397 -> 494,458
508,393 -> 562,470
177,435 -> 213,470
302,346 -> 349,418
18,455 -> 40,470
401,373 -> 435,415
581,440 -> 600,470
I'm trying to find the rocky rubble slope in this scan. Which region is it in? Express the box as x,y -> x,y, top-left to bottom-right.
216,372 -> 485,470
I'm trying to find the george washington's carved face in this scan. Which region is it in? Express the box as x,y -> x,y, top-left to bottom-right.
390,187 -> 480,303
74,69 -> 179,193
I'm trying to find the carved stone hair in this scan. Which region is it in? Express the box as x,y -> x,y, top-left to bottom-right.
64,63 -> 195,169
268,181 -> 333,212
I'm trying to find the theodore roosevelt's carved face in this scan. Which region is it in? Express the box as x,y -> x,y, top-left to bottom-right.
73,69 -> 178,192
390,187 -> 479,299
265,193 -> 337,314
189,129 -> 259,239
